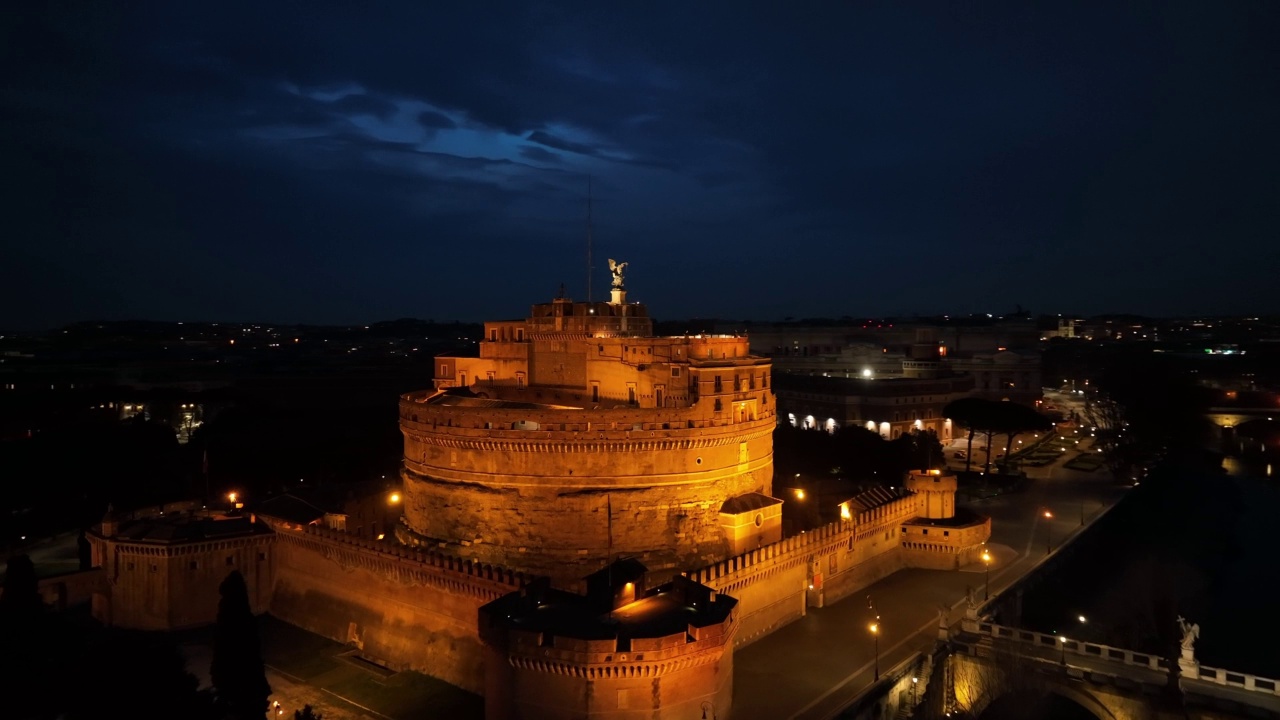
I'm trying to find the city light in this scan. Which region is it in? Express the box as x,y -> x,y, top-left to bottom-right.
389,492 -> 401,504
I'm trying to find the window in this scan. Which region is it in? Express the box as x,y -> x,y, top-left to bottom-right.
259,552 -> 267,561
714,375 -> 723,393
189,561 -> 199,570
627,385 -> 637,405
591,384 -> 600,402
517,329 -> 524,341
714,398 -> 723,411
671,366 -> 681,377
516,372 -> 525,388
490,329 -> 497,341
226,556 -> 235,566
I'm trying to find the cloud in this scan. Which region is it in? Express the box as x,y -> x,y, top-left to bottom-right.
525,130 -> 600,157
328,92 -> 400,119
519,145 -> 561,164
418,111 -> 457,129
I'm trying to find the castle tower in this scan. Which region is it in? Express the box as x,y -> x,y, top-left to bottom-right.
399,266 -> 779,579
906,469 -> 958,519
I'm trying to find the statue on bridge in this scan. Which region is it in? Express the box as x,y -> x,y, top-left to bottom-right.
1177,616 -> 1200,655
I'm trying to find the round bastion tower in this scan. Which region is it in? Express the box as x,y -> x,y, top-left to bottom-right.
397,264 -> 779,580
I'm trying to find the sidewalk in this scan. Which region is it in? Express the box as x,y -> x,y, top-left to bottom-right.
181,615 -> 482,720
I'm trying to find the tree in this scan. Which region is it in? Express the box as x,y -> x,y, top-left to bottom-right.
944,398 -> 1005,475
991,403 -> 1054,474
943,398 -> 990,473
68,629 -> 215,720
0,554 -> 42,622
294,706 -> 323,720
211,571 -> 271,720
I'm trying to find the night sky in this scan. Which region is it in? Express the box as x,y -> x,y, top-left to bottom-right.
4,2 -> 1278,330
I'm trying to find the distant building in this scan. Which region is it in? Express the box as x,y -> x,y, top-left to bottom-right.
744,322 -> 1042,434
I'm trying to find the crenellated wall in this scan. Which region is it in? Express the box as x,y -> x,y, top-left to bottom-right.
270,524 -> 525,693
399,396 -> 776,579
688,493 -> 988,648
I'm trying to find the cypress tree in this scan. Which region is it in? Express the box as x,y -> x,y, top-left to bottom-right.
211,570 -> 271,719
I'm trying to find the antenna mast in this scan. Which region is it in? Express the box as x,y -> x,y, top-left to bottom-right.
586,175 -> 593,303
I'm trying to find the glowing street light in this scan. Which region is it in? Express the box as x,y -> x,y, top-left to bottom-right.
388,492 -> 401,504
981,549 -> 992,600
1043,510 -> 1053,554
870,620 -> 881,681
1060,635 -> 1068,664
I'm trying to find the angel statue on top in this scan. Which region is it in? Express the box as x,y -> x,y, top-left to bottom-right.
1177,616 -> 1199,653
608,258 -> 628,289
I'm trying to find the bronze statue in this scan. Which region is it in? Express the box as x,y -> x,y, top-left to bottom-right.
608,258 -> 628,289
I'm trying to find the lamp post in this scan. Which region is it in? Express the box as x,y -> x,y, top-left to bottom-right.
981,549 -> 992,601
911,676 -> 918,707
870,619 -> 881,681
1060,635 -> 1068,664
1043,510 -> 1053,554
1080,497 -> 1085,526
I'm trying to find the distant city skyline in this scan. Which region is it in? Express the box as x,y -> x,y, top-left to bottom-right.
5,3 -> 1279,330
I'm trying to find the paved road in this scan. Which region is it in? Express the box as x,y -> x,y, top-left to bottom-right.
732,448 -> 1130,720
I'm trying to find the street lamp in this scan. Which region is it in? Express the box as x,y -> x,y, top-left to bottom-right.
981,549 -> 992,601
1043,510 -> 1053,554
388,492 -> 401,504
912,676 -> 918,706
1060,635 -> 1068,664
870,619 -> 881,681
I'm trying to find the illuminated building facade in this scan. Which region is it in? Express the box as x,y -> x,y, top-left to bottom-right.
397,272 -> 781,579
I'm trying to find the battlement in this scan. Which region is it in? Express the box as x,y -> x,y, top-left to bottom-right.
279,523 -> 527,597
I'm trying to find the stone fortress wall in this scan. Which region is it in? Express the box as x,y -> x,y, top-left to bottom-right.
398,390 -> 776,579
84,475 -> 985,702
269,483 -> 982,695
269,523 -> 526,693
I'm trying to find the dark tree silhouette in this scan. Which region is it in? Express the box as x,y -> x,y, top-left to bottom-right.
294,705 -> 323,720
211,571 -> 271,720
991,402 -> 1054,473
944,398 -> 1006,474
68,629 -> 215,720
0,554 -> 42,621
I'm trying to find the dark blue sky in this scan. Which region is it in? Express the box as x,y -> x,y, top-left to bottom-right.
3,2 -> 1278,329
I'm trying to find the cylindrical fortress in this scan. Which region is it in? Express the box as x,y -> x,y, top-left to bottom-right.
395,288 -> 778,580
398,397 -> 775,578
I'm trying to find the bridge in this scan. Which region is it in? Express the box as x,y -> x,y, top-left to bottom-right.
942,616 -> 1280,719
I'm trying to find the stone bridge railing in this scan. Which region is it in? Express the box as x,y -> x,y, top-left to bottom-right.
962,619 -> 1280,700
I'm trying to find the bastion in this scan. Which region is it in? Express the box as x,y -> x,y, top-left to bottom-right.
397,278 -> 781,579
